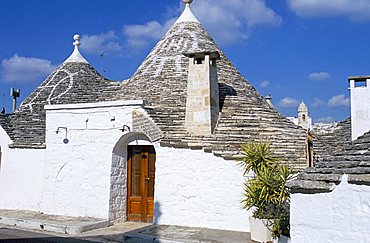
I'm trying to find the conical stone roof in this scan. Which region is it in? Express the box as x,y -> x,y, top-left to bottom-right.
5,37 -> 121,148
116,5 -> 309,167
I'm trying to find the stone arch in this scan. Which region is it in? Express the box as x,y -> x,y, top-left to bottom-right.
109,132 -> 153,222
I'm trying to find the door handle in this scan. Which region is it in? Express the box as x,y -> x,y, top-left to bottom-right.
145,177 -> 150,181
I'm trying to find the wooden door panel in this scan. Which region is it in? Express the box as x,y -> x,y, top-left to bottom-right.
146,198 -> 154,222
127,145 -> 155,223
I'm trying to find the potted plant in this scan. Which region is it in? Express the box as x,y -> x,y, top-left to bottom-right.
238,142 -> 294,242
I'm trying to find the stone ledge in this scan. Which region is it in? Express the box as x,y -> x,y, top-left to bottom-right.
8,143 -> 46,149
0,210 -> 110,234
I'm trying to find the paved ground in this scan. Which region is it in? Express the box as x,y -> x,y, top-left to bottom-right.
0,210 -> 253,242
0,223 -> 253,243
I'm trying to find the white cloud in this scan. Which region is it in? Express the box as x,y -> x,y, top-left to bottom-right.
123,19 -> 176,50
278,97 -> 300,108
308,72 -> 331,81
260,80 -> 270,88
192,0 -> 282,44
1,54 -> 57,83
327,94 -> 350,107
123,0 -> 281,50
316,116 -> 335,123
80,31 -> 123,55
288,0 -> 370,21
311,97 -> 326,108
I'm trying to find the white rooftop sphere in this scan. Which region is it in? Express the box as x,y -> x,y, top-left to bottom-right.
73,34 -> 80,41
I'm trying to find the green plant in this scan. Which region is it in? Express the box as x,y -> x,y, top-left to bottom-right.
238,142 -> 295,238
238,142 -> 277,176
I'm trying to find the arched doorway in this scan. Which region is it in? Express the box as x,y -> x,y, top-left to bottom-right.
109,132 -> 155,223
127,145 -> 155,223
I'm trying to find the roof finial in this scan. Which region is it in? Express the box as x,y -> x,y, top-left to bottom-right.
183,0 -> 193,7
63,33 -> 88,63
175,0 -> 199,24
73,34 -> 81,47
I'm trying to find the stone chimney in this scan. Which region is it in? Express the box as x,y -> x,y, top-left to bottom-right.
184,51 -> 220,135
349,76 -> 370,140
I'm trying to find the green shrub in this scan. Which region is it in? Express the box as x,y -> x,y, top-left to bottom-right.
238,142 -> 295,238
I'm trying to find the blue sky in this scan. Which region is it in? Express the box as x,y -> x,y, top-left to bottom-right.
1,0 -> 370,123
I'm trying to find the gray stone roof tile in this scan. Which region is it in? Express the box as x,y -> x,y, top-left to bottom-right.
288,129 -> 370,193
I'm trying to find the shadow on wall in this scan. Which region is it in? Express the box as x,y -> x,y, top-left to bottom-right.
154,201 -> 162,225
219,83 -> 237,111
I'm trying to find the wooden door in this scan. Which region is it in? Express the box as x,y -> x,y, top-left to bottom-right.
127,145 -> 155,222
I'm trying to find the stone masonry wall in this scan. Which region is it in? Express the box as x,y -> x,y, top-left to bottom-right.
109,146 -> 127,222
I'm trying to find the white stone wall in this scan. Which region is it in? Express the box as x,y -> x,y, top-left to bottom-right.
291,175 -> 370,243
0,127 -> 46,211
0,149 -> 46,211
350,78 -> 370,140
41,100 -> 144,219
153,145 -> 251,232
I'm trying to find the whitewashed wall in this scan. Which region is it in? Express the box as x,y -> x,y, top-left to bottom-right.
0,126 -> 46,211
349,78 -> 370,140
41,100 -> 144,219
1,101 -> 252,232
291,175 -> 370,243
153,144 -> 251,232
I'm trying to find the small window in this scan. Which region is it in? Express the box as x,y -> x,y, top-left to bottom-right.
355,80 -> 367,88
302,114 -> 306,121
196,58 -> 204,64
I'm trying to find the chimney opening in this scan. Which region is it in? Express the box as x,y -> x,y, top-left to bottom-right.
354,80 -> 367,88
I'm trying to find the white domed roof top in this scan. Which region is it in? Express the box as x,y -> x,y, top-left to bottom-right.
298,101 -> 308,112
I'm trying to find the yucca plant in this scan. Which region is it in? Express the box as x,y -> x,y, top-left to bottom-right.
238,142 -> 277,176
239,142 -> 295,238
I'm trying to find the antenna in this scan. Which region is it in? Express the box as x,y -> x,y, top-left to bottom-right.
100,52 -> 105,74
10,88 -> 20,112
